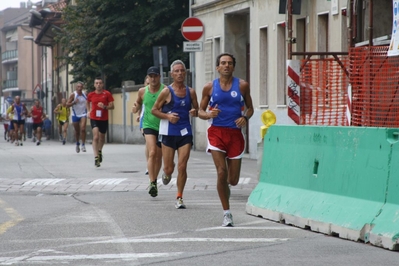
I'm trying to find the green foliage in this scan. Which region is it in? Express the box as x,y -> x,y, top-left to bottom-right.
57,0 -> 189,90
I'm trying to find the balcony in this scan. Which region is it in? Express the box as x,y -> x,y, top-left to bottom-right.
2,79 -> 18,89
2,50 -> 18,64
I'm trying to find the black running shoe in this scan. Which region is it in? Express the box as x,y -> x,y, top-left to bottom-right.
148,181 -> 158,197
95,156 -> 100,167
98,150 -> 103,163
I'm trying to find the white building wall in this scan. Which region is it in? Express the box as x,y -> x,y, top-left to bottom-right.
192,0 -> 349,158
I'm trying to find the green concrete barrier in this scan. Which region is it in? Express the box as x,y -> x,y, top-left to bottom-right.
246,125 -> 399,250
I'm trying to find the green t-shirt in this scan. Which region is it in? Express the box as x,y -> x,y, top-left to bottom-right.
142,84 -> 163,131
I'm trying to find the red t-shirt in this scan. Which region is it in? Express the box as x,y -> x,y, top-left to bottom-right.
32,106 -> 43,124
87,90 -> 114,121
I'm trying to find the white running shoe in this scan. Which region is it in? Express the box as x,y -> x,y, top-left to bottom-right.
81,145 -> 86,152
175,198 -> 186,209
76,145 -> 80,153
222,213 -> 234,227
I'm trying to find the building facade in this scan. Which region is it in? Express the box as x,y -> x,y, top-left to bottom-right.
191,0 -> 392,159
0,3 -> 40,110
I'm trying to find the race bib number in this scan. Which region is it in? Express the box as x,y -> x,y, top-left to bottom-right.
96,110 -> 102,117
180,128 -> 188,136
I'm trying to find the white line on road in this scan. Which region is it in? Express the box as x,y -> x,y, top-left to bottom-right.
22,179 -> 65,186
157,178 -> 190,186
93,237 -> 289,244
88,178 -> 127,185
197,226 -> 298,231
0,253 -> 184,264
238,178 -> 251,184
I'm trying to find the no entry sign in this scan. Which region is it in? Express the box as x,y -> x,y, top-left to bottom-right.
181,17 -> 204,41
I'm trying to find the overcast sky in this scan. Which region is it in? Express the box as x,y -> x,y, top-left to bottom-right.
0,0 -> 33,11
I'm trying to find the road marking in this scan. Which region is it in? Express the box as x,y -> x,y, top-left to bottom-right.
88,178 -> 127,185
93,237 -> 289,244
197,226 -> 298,231
238,178 -> 251,184
157,178 -> 190,186
0,199 -> 24,235
22,179 -> 65,186
0,253 -> 183,264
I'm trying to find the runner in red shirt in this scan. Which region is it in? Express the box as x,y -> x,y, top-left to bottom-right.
30,100 -> 45,145
86,77 -> 114,167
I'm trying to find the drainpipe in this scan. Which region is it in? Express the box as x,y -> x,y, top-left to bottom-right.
368,0 -> 373,46
288,0 -> 293,59
348,0 -> 354,48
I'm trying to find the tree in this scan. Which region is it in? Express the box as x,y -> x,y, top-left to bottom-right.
58,0 -> 189,90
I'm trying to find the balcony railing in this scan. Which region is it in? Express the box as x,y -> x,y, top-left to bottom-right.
1,50 -> 18,63
2,79 -> 18,89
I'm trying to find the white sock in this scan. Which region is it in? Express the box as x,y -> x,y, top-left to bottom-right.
224,210 -> 231,215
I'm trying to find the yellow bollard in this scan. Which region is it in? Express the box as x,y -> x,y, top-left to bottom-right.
260,110 -> 276,139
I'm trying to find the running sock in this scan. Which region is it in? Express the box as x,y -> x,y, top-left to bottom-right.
76,142 -> 80,145
177,193 -> 183,199
224,210 -> 231,215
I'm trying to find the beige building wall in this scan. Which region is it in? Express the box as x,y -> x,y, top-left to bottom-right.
191,0 -> 350,158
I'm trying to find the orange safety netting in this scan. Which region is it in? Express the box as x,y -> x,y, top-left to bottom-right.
350,46 -> 399,127
300,57 -> 349,126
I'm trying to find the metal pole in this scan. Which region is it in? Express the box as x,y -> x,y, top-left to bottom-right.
45,47 -> 48,113
189,0 -> 196,150
158,46 -> 163,84
31,37 -> 34,100
122,85 -> 126,143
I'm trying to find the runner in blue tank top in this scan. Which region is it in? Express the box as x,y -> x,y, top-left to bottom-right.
152,60 -> 199,209
198,53 -> 254,227
11,96 -> 28,146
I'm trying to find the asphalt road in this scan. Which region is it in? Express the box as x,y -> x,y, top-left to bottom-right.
0,133 -> 398,265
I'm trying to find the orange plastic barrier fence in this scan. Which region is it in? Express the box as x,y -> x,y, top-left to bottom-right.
350,46 -> 399,127
300,57 -> 349,126
298,46 -> 399,127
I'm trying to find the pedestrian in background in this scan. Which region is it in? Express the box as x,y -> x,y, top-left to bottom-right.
86,77 -> 114,167
198,53 -> 254,227
151,60 -> 199,209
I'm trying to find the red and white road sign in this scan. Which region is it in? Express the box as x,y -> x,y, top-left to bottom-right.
181,17 -> 204,41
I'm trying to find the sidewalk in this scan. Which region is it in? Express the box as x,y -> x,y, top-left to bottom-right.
0,132 -> 259,193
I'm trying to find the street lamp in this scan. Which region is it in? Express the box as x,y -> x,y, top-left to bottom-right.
23,35 -> 35,100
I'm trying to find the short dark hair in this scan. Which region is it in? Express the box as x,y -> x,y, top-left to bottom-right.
95,77 -> 103,81
216,53 -> 236,67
